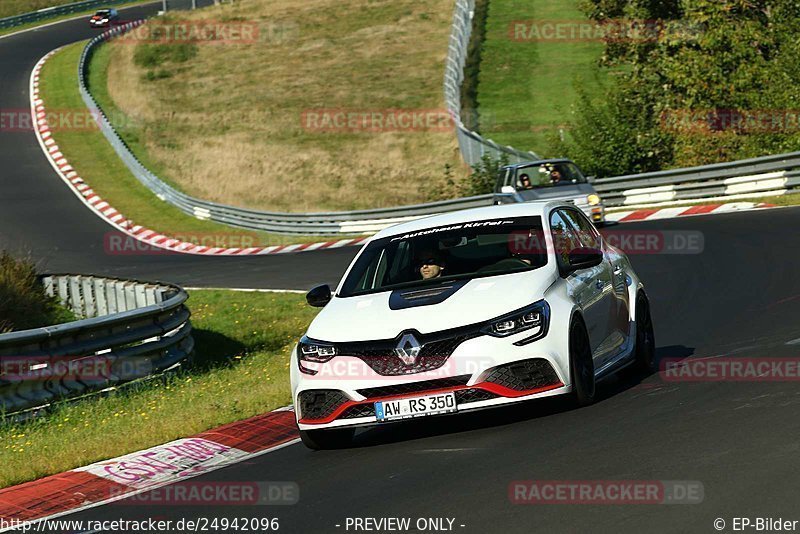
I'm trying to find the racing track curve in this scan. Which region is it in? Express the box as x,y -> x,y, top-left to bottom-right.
0,0 -> 357,290
2,6 -> 800,534
67,208 -> 800,533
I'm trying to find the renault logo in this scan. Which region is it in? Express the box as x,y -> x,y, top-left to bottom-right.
394,333 -> 422,366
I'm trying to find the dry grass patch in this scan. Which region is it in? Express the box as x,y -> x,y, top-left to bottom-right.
101,0 -> 468,212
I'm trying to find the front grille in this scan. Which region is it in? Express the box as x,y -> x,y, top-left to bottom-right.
455,388 -> 501,404
483,359 -> 560,391
357,375 -> 471,399
298,390 -> 349,420
340,404 -> 376,419
338,330 -> 479,376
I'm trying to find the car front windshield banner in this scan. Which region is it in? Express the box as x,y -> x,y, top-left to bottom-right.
339,216 -> 547,297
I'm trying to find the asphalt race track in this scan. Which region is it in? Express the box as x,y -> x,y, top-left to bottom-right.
64,208 -> 800,533
2,5 -> 800,534
0,0 -> 356,290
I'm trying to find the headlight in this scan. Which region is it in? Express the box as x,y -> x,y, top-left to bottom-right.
297,336 -> 337,375
298,336 -> 337,362
481,301 -> 550,345
587,194 -> 601,206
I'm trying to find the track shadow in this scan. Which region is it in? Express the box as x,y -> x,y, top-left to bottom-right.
351,344 -> 695,449
189,328 -> 247,372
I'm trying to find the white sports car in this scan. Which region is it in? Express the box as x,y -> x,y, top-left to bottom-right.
291,201 -> 655,449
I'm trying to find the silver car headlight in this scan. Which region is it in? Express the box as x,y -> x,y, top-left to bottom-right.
587,194 -> 601,206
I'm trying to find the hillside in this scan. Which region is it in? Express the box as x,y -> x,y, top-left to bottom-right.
95,0 -> 466,212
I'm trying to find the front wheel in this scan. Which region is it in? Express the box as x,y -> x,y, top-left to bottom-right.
569,316 -> 596,406
299,427 -> 355,450
633,292 -> 657,373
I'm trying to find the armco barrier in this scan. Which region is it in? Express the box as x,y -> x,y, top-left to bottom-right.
0,275 -> 193,415
72,8 -> 800,237
443,0 -> 540,166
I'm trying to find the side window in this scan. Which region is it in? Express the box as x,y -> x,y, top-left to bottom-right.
549,211 -> 582,270
560,209 -> 601,249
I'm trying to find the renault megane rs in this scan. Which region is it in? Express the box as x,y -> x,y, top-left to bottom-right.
291,201 -> 655,449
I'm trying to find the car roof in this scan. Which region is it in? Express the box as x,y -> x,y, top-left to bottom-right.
369,201 -> 570,241
502,158 -> 574,170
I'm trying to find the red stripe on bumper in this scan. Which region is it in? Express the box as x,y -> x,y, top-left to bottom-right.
298,381 -> 564,425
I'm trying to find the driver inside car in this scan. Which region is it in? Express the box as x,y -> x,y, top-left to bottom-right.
417,253 -> 446,280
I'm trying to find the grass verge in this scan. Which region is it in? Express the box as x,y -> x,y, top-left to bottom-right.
40,42 -> 340,247
0,289 -> 317,489
476,0 -> 614,155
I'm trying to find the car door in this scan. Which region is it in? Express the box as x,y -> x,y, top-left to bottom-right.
560,208 -> 630,364
550,210 -> 614,365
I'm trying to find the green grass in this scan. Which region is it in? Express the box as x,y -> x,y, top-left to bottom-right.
0,0 -> 155,38
476,0 -> 613,155
40,42 -> 341,247
0,290 -> 318,489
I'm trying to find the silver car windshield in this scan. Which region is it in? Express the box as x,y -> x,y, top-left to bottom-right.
515,162 -> 586,191
339,216 -> 547,297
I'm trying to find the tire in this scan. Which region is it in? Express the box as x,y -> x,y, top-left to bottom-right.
299,427 -> 355,450
569,316 -> 596,406
633,292 -> 657,374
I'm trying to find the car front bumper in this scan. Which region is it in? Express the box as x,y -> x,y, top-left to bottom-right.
291,331 -> 572,431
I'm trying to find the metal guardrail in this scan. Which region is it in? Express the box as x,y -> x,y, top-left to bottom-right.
443,0 -> 539,166
74,7 -> 800,238
0,0 -> 137,30
0,275 -> 193,415
594,153 -> 800,206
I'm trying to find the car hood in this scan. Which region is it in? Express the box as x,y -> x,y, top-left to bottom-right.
307,269 -> 557,342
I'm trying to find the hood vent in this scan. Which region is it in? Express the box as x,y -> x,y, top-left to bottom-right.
389,279 -> 468,310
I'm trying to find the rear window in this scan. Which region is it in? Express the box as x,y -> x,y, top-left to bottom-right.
339,217 -> 547,297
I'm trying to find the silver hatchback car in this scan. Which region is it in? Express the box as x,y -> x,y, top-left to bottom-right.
493,159 -> 605,224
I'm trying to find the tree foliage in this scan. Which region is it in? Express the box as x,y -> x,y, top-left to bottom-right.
555,0 -> 800,173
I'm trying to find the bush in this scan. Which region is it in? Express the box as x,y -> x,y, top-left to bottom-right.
0,252 -> 74,333
465,153 -> 510,195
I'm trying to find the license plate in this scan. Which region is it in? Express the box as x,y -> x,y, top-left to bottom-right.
374,392 -> 457,422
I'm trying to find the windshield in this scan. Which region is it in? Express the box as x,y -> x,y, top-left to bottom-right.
95,10 -> 110,15
339,216 -> 547,297
514,162 -> 586,191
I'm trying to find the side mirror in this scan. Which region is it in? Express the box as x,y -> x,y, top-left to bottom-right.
568,247 -> 603,271
500,185 -> 516,194
586,175 -> 596,183
306,284 -> 332,307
